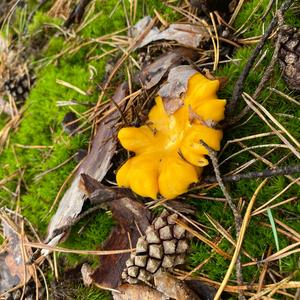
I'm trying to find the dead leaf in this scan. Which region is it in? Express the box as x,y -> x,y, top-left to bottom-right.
79,174 -> 151,289
133,17 -> 209,49
0,212 -> 33,293
112,284 -> 166,300
154,272 -> 200,300
130,16 -> 153,40
45,82 -> 129,247
136,48 -> 196,90
158,65 -> 197,114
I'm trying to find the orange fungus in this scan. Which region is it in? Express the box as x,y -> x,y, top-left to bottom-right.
116,71 -> 226,199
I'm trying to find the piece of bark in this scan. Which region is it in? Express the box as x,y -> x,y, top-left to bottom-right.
0,213 -> 33,293
133,17 -> 209,49
79,174 -> 151,288
154,272 -> 200,300
45,82 -> 129,246
113,284 -> 167,300
158,65 -> 197,114
136,48 -> 196,90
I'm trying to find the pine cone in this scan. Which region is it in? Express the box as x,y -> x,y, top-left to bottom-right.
4,72 -> 35,105
122,211 -> 190,284
278,26 -> 300,91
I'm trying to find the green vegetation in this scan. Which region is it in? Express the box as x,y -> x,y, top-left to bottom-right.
0,0 -> 299,299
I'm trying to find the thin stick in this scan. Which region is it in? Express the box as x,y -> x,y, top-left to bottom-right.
204,164 -> 300,183
200,140 -> 245,300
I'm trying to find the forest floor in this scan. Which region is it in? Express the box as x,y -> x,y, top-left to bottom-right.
0,0 -> 299,299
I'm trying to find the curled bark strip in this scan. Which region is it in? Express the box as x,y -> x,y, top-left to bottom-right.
45,82 -> 129,246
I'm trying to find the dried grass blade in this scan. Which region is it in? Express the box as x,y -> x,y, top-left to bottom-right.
25,241 -> 134,256
243,93 -> 300,160
252,177 -> 299,214
252,197 -> 297,216
260,242 -> 300,263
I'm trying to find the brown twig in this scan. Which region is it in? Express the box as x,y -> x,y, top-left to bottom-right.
200,140 -> 245,300
204,164 -> 300,184
225,0 -> 293,121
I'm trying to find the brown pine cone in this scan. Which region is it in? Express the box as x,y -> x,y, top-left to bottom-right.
278,26 -> 300,91
121,211 -> 190,284
4,72 -> 35,105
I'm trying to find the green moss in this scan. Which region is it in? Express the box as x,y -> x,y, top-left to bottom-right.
75,285 -> 111,300
28,11 -> 62,34
61,211 -> 114,267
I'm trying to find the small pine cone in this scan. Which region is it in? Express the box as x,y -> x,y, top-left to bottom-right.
278,26 -> 300,91
4,72 -> 35,105
122,210 -> 190,284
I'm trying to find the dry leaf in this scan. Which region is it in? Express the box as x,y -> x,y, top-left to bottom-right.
136,48 -> 196,90
158,65 -> 197,114
112,284 -> 166,300
45,82 -> 129,248
133,17 -> 209,49
0,212 -> 33,293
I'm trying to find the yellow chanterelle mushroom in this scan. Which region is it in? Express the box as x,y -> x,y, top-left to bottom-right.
116,72 -> 226,199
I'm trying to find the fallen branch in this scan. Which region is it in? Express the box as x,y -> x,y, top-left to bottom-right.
200,140 -> 245,300
225,0 -> 293,120
226,8 -> 287,127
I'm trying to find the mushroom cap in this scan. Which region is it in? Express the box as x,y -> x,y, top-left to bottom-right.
117,72 -> 226,199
